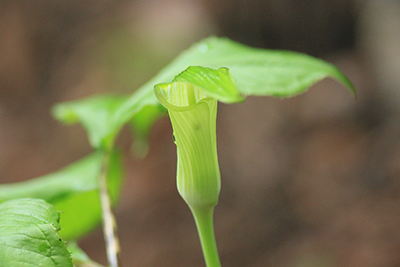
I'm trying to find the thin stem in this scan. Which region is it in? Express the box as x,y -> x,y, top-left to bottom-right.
99,151 -> 121,267
191,206 -> 221,267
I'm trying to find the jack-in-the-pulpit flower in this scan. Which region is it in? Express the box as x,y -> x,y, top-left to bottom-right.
155,67 -> 243,208
155,66 -> 243,267
156,83 -> 220,208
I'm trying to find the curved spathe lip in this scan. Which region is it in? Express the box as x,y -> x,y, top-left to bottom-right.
154,66 -> 245,111
155,81 -> 215,112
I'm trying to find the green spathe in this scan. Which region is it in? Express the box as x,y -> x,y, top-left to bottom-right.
155,66 -> 242,267
155,66 -> 244,208
156,81 -> 220,208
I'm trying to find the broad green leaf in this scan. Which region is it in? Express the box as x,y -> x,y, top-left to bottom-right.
128,36 -> 355,101
0,152 -> 124,240
53,37 -> 355,150
111,36 -> 354,138
67,241 -> 105,267
52,95 -> 127,150
0,198 -> 73,267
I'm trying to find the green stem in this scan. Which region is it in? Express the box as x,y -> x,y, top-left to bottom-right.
99,151 -> 121,267
191,206 -> 221,267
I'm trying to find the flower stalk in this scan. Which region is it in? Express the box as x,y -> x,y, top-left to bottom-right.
191,206 -> 221,267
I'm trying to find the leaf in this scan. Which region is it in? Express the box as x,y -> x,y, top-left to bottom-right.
0,198 -> 73,267
0,152 -> 124,241
53,94 -> 166,156
52,95 -> 127,150
53,37 -> 355,150
111,36 -> 354,139
0,154 -> 101,203
132,36 -> 355,100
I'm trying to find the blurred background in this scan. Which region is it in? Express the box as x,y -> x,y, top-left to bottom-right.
1,0 -> 400,266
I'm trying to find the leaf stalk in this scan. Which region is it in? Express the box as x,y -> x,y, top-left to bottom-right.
99,151 -> 121,267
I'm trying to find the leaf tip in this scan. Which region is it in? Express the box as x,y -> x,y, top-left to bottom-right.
52,104 -> 79,124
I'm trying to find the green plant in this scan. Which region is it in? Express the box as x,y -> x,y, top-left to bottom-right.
0,37 -> 354,267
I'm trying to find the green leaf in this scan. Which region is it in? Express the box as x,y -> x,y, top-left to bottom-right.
0,152 -> 124,241
110,36 -> 354,142
53,37 -> 355,150
0,154 -> 101,203
133,36 -> 355,99
0,198 -> 73,267
52,95 -> 127,150
53,94 -> 166,157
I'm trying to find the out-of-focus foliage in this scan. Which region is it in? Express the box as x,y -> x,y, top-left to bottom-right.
0,152 -> 123,240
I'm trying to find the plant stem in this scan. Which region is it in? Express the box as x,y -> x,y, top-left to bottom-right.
191,206 -> 221,267
99,151 -> 121,267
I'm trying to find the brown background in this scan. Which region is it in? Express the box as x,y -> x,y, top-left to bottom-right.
1,0 -> 400,266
